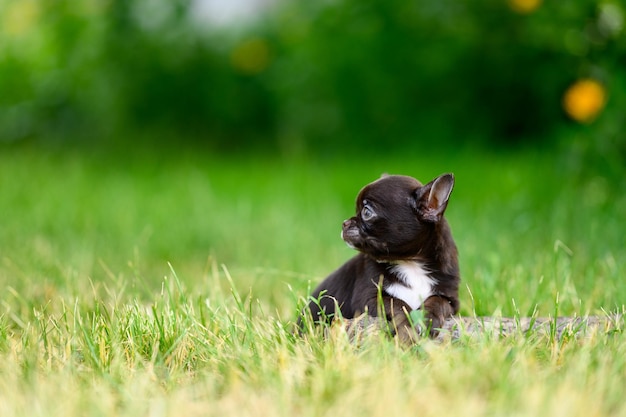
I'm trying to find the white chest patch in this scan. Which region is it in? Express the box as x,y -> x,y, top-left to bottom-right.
385,261 -> 436,310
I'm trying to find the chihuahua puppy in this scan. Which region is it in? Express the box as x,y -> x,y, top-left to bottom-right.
303,173 -> 460,341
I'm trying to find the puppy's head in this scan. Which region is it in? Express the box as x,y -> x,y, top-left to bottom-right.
341,173 -> 454,259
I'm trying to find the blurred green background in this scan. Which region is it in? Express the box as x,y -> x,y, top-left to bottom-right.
1,0 -> 625,317
0,0 -> 624,159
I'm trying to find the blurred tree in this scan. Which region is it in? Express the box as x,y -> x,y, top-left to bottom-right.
0,0 -> 623,162
267,0 -> 624,150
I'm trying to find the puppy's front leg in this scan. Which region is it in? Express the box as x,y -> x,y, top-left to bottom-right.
364,296 -> 419,343
422,295 -> 455,337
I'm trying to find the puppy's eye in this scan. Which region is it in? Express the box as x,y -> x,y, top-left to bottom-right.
361,205 -> 375,221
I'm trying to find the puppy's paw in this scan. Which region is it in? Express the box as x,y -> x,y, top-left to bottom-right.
394,324 -> 422,344
423,295 -> 455,337
390,311 -> 423,344
401,308 -> 445,340
425,314 -> 445,338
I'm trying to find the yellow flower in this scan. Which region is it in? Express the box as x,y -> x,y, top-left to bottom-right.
562,79 -> 607,123
230,38 -> 271,75
508,0 -> 542,14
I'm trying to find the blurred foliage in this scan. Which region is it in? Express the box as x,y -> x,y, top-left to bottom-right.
0,0 -> 624,161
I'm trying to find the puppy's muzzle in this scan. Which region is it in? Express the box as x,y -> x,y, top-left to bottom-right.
341,218 -> 360,245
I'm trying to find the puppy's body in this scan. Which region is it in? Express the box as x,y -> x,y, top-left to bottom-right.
304,174 -> 460,340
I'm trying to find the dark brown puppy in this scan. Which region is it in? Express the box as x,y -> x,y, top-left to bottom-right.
303,174 -> 460,341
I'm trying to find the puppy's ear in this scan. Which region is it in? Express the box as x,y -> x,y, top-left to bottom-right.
416,173 -> 454,222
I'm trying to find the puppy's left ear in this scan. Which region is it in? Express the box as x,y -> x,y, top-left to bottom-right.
416,173 -> 454,222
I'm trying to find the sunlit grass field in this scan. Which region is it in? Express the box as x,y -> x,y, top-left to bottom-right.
1,146 -> 624,416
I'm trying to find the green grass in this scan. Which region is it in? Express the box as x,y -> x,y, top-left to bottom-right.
0,145 -> 625,416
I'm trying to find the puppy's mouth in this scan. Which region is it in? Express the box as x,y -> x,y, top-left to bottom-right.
341,218 -> 387,254
341,218 -> 360,249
